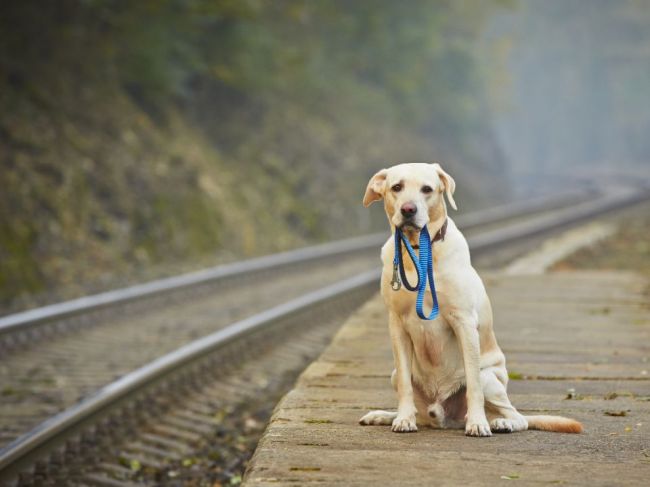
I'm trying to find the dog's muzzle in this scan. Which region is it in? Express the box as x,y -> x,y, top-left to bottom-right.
398,221 -> 421,231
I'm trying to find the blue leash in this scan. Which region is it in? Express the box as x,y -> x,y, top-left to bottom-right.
391,225 -> 440,320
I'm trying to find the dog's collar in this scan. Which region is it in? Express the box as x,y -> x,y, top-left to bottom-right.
411,218 -> 447,249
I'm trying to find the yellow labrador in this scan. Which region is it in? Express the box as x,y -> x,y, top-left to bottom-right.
359,163 -> 582,436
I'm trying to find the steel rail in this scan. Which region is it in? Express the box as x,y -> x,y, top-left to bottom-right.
455,187 -> 594,229
1,184 -> 648,483
0,271 -> 379,479
467,186 -> 649,251
0,188 -> 594,339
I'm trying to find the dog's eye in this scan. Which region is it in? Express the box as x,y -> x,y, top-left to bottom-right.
421,185 -> 433,194
391,184 -> 402,192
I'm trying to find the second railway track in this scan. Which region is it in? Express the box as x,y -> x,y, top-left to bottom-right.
0,187 -> 594,450
0,184 -> 648,485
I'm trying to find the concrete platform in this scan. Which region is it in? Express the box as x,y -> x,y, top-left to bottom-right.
244,272 -> 650,486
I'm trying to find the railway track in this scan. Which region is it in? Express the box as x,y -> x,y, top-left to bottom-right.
0,187 -> 594,450
0,185 -> 647,486
0,187 -> 592,347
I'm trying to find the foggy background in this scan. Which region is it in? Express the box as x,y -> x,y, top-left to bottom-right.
487,0 -> 650,189
0,0 -> 648,314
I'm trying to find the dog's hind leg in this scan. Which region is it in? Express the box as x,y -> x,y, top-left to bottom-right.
359,410 -> 398,425
360,369 -> 430,427
482,369 -> 527,433
359,369 -> 399,426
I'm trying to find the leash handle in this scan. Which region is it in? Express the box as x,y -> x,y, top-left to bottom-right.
394,230 -> 420,291
415,226 -> 439,320
392,226 -> 440,321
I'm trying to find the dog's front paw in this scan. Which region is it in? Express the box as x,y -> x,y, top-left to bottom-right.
465,417 -> 492,437
391,415 -> 417,433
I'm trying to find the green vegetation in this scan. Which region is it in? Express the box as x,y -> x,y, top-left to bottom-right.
0,1 -> 511,312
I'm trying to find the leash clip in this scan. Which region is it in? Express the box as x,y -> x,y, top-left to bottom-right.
391,263 -> 401,291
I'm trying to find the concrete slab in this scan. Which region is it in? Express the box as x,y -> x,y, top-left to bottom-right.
244,272 -> 650,486
504,222 -> 616,275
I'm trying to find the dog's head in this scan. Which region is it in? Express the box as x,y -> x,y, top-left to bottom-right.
362,162 -> 457,231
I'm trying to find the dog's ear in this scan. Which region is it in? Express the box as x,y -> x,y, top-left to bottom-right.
432,163 -> 457,210
363,168 -> 388,207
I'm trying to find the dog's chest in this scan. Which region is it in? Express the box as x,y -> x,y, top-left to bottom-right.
405,316 -> 459,367
401,312 -> 466,399
382,272 -> 455,355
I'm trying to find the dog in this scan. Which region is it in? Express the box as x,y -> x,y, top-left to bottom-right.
359,162 -> 582,436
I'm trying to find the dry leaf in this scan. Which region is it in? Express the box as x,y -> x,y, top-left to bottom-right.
604,410 -> 628,417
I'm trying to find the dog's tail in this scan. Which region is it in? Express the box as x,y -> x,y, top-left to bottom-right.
525,415 -> 583,433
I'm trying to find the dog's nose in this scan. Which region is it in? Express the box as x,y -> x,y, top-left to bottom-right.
400,202 -> 417,218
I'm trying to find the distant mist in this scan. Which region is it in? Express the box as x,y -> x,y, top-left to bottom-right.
486,0 -> 650,191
